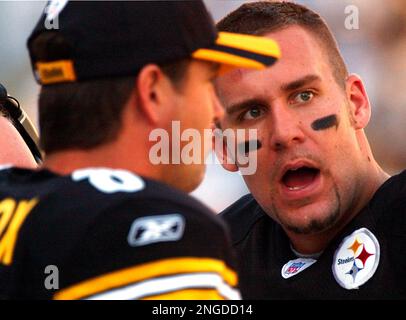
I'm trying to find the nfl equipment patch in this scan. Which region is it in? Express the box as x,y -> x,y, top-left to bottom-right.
281,258 -> 317,279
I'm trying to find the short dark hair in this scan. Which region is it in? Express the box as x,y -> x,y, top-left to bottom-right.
217,1 -> 348,88
31,33 -> 190,154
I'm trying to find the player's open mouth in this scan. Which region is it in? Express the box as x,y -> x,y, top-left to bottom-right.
277,160 -> 322,201
281,166 -> 320,191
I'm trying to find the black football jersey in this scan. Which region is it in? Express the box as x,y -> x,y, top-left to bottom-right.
220,170 -> 406,299
0,167 -> 240,300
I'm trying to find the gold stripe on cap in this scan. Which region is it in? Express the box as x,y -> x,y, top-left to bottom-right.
36,60 -> 76,84
192,32 -> 280,71
192,49 -> 265,72
216,32 -> 281,59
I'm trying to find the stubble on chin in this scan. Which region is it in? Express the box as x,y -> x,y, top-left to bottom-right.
270,185 -> 342,235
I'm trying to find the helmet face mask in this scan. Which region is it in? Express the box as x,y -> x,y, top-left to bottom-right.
0,83 -> 42,164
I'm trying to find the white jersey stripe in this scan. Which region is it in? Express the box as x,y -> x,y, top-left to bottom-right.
0,164 -> 12,171
85,272 -> 241,300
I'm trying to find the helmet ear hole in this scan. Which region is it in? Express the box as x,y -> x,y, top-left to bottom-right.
0,83 -> 43,163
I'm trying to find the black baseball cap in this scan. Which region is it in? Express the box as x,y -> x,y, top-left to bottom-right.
27,0 -> 280,85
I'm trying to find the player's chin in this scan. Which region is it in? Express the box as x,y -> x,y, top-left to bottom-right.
288,218 -> 337,235
277,201 -> 341,235
182,163 -> 207,193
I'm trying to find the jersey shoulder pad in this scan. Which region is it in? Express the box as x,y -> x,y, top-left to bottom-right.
368,170 -> 406,236
220,194 -> 266,245
53,191 -> 238,300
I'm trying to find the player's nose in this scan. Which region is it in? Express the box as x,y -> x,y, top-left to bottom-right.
269,102 -> 305,151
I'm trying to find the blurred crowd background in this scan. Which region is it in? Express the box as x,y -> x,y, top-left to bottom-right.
0,0 -> 405,212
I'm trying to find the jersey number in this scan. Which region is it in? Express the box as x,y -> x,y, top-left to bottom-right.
0,198 -> 38,266
72,168 -> 145,194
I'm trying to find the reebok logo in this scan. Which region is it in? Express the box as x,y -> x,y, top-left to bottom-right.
127,214 -> 185,247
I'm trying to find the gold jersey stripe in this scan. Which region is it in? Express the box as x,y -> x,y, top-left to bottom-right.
142,288 -> 225,300
54,257 -> 237,300
0,198 -> 38,265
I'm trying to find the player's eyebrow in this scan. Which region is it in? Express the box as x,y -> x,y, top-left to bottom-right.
224,75 -> 321,116
225,98 -> 268,116
280,74 -> 321,92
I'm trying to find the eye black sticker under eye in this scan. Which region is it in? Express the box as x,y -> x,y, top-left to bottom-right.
311,114 -> 338,131
238,140 -> 262,154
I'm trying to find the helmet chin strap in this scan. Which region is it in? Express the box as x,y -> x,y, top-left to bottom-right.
0,83 -> 42,164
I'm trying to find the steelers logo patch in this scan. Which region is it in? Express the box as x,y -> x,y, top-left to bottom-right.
332,228 -> 380,290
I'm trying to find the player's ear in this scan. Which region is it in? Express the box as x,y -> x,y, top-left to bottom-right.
135,64 -> 172,125
212,127 -> 239,172
345,74 -> 371,129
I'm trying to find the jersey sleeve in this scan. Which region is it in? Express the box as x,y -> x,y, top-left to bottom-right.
52,197 -> 241,300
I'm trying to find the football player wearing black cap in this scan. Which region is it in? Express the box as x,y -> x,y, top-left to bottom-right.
214,1 -> 405,299
0,1 -> 280,299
